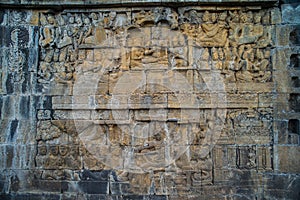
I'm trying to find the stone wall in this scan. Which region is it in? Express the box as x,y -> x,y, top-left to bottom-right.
0,0 -> 299,199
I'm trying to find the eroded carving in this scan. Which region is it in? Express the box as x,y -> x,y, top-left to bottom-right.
35,7 -> 276,194
133,8 -> 178,29
38,8 -> 273,86
227,108 -> 273,137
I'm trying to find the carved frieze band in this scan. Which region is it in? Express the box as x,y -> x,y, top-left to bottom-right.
38,7 -> 274,86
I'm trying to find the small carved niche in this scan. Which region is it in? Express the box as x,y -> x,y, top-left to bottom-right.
290,26 -> 300,45
292,77 -> 300,87
288,119 -> 299,134
289,93 -> 300,112
290,54 -> 299,69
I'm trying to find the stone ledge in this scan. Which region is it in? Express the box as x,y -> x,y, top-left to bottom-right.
0,0 -> 279,8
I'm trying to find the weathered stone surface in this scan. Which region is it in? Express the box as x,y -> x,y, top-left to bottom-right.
0,1 -> 299,199
277,146 -> 300,173
282,3 -> 300,24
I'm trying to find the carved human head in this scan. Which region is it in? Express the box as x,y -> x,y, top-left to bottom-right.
49,145 -> 59,156
12,11 -> 22,22
83,16 -> 90,24
264,49 -> 271,59
202,11 -> 210,22
253,12 -> 262,24
212,47 -> 219,60
109,11 -> 117,19
47,15 -> 56,25
246,11 -> 253,23
219,11 -> 227,21
38,145 -> 47,156
218,48 -> 225,60
165,8 -> 171,14
68,15 -> 75,24
76,15 -> 82,24
240,12 -> 247,23
189,10 -> 197,17
211,13 -> 217,23
90,12 -> 98,20
59,145 -> 69,156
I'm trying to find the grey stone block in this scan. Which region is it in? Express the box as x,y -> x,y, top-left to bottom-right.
282,4 -> 300,24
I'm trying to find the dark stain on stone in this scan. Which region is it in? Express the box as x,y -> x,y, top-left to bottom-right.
21,49 -> 29,94
43,96 -> 52,110
79,169 -> 110,181
6,74 -> 14,94
19,96 -> 30,119
0,10 -> 4,24
5,145 -> 13,168
9,120 -> 18,142
0,96 -> 2,118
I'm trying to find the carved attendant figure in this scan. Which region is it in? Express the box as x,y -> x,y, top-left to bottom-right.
198,11 -> 228,47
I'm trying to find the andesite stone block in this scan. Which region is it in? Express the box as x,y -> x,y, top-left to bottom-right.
0,0 -> 299,199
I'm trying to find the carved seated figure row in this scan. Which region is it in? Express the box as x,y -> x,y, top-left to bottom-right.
40,12 -> 130,30
194,46 -> 271,82
180,11 -> 228,47
39,7 -> 182,50
229,11 -> 272,47
235,46 -> 271,82
38,46 -> 80,83
37,9 -> 273,86
180,10 -> 271,47
36,144 -> 81,169
39,9 -> 272,50
180,9 -> 271,25
39,12 -> 127,49
38,9 -> 271,52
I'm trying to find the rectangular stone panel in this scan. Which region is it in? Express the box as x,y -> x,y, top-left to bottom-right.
0,3 -> 299,199
277,146 -> 300,173
129,93 -> 167,109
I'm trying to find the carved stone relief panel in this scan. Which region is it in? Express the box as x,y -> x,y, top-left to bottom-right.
1,0 -> 300,198
35,6 -> 275,195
